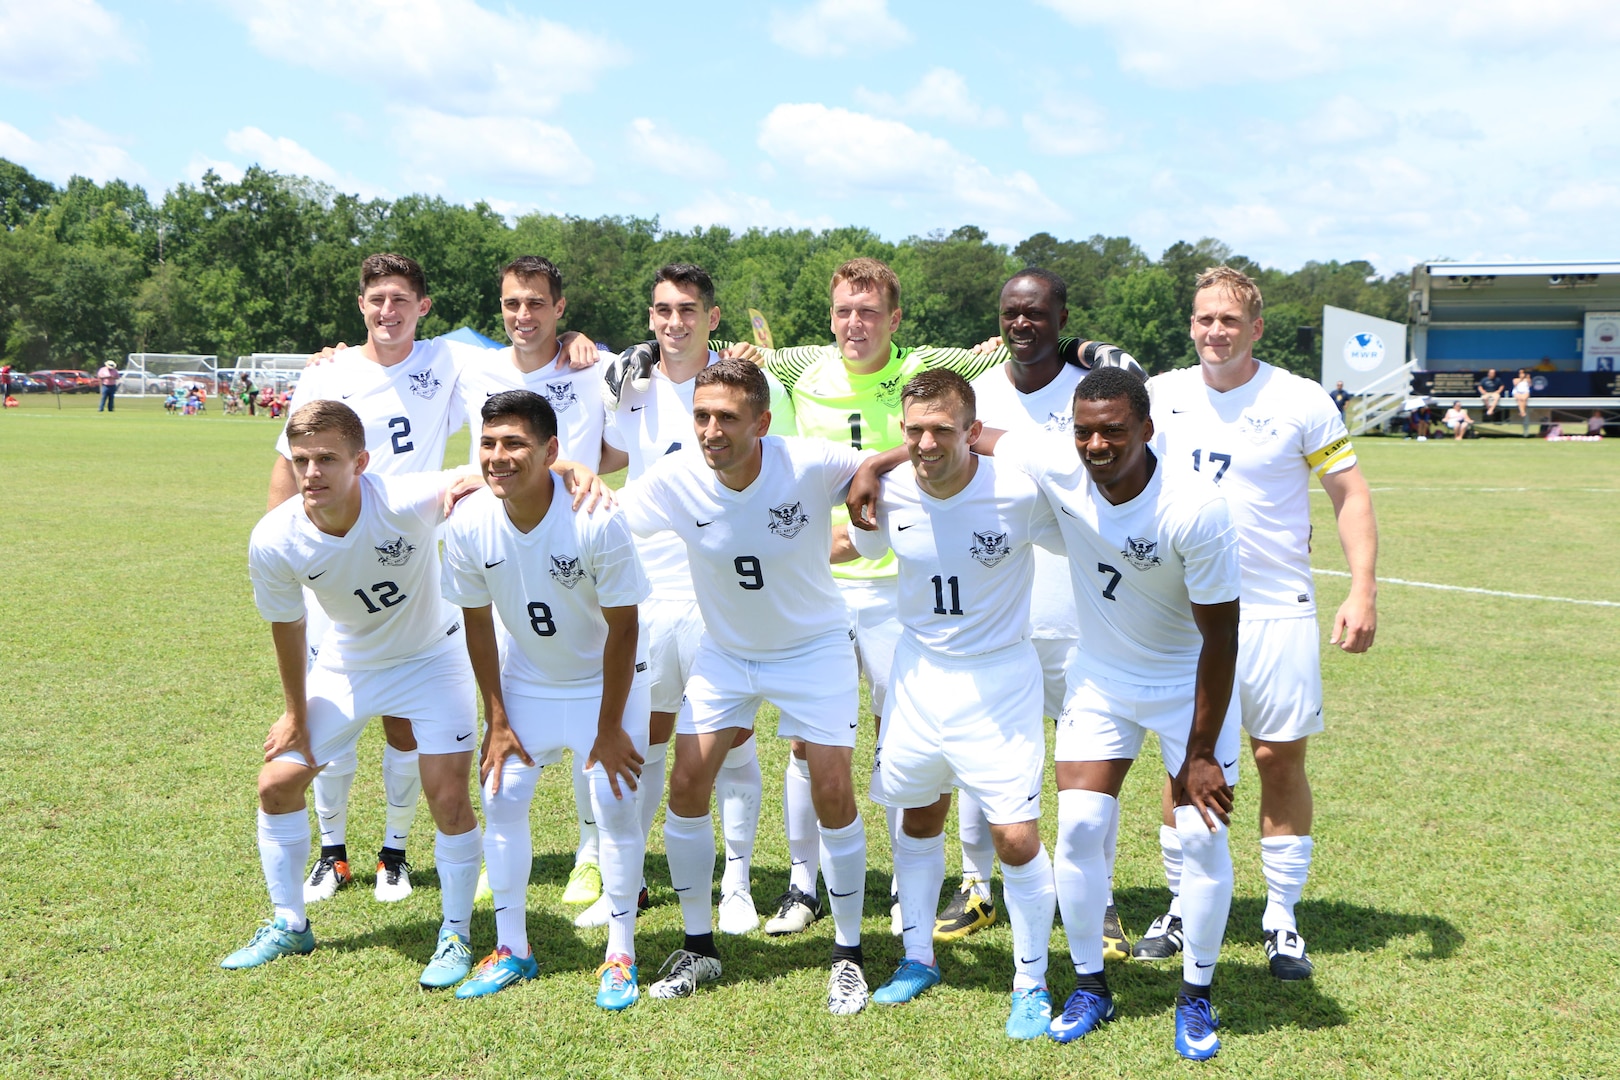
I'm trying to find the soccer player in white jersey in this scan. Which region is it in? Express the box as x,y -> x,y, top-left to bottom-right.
587,264 -> 796,935
223,400 -> 484,992
617,359 -> 873,1015
847,370 -> 1065,1040
1134,266 -> 1378,981
983,367 -> 1242,1060
440,390 -> 652,1008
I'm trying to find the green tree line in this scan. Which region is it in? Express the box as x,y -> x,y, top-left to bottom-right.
0,158 -> 1411,376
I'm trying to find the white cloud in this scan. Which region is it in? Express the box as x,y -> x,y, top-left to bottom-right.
215,127 -> 390,198
228,0 -> 622,114
185,155 -> 245,185
1022,95 -> 1118,157
667,191 -> 838,233
0,117 -> 145,184
1301,95 -> 1394,146
758,103 -> 1063,225
1409,109 -> 1484,142
627,118 -> 726,180
0,0 -> 138,87
394,110 -> 594,184
768,0 -> 911,58
1546,182 -> 1620,213
854,68 -> 1005,127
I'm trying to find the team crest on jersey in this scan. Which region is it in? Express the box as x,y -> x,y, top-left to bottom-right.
543,380 -> 577,413
375,536 -> 416,566
1121,536 -> 1162,571
970,530 -> 1011,567
408,370 -> 442,399
767,501 -> 810,539
1043,411 -> 1072,433
1240,412 -> 1277,444
876,376 -> 905,407
549,554 -> 586,589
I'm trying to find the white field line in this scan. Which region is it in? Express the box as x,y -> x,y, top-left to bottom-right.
1313,486 -> 1620,494
1312,568 -> 1620,608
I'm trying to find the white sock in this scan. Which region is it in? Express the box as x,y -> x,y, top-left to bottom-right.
1260,834 -> 1314,933
436,827 -> 482,942
480,759 -> 539,956
310,752 -> 356,848
258,808 -> 310,931
664,811 -> 716,937
1174,806 -> 1233,987
1103,796 -> 1120,908
892,830 -> 944,967
1055,790 -> 1113,975
718,740 -> 761,895
1161,824 -> 1184,919
592,771 -> 644,963
885,804 -> 901,897
639,741 -> 668,846
819,816 -> 867,948
381,745 -> 420,853
957,791 -> 995,898
783,755 -> 819,894
572,755 -> 600,867
1001,845 -> 1056,992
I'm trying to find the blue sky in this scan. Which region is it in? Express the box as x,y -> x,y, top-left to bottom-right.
4,0 -> 1620,274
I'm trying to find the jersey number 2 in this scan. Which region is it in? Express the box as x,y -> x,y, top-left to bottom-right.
354,581 -> 405,613
389,416 -> 413,454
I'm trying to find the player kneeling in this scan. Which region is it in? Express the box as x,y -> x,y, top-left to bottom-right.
223,401 -> 484,989
441,390 -> 652,1009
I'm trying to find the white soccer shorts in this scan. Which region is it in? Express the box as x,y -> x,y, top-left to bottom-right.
1238,616 -> 1325,743
839,576 -> 902,719
1056,671 -> 1241,787
501,679 -> 652,776
644,597 -> 704,714
1032,637 -> 1077,721
680,630 -> 859,748
872,636 -> 1046,825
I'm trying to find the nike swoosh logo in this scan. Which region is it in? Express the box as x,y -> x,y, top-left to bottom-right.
902,924 -> 917,932
673,885 -> 691,893
611,909 -> 630,919
318,811 -> 338,820
829,888 -> 857,898
495,906 -> 508,913
726,855 -> 745,862
1221,758 -> 1237,769
1060,506 -> 1079,518
390,834 -> 407,840
456,732 -> 472,742
696,520 -> 713,527
307,570 -> 326,580
848,721 -> 858,729
1171,408 -> 1187,413
341,393 -> 353,400
897,523 -> 914,531
1027,792 -> 1040,802
1019,955 -> 1042,965
387,801 -> 411,809
1195,960 -> 1215,968
790,859 -> 806,867
484,559 -> 505,568
631,405 -> 646,412
1185,1031 -> 1219,1051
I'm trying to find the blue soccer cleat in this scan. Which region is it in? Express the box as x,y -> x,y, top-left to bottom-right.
1006,986 -> 1053,1040
596,954 -> 640,1011
220,917 -> 315,970
455,946 -> 538,999
419,928 -> 473,989
1174,992 -> 1222,1061
871,958 -> 942,1005
1047,986 -> 1117,1043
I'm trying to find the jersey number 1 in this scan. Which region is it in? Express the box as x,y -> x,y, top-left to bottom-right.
931,575 -> 963,615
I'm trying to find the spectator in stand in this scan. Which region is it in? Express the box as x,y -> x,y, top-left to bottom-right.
258,386 -> 275,413
165,389 -> 183,414
1476,369 -> 1503,420
98,360 -> 120,412
1535,356 -> 1557,372
1513,369 -> 1532,436
1589,411 -> 1607,438
1408,401 -> 1434,440
1329,381 -> 1351,414
1442,402 -> 1471,441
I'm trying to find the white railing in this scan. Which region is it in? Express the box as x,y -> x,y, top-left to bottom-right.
1348,361 -> 1416,436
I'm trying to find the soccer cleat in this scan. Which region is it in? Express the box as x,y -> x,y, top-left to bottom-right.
1102,904 -> 1132,961
1264,929 -> 1315,981
871,958 -> 942,1005
303,856 -> 352,903
562,862 -> 603,905
1131,913 -> 1184,960
455,946 -> 538,999
1047,987 -> 1117,1044
827,958 -> 869,1015
595,954 -> 640,1010
375,850 -> 413,903
474,863 -> 492,904
647,949 -> 722,999
1006,987 -> 1054,1040
1174,993 -> 1221,1061
717,888 -> 759,935
763,886 -> 822,936
220,917 -> 315,969
419,928 -> 474,989
933,880 -> 996,942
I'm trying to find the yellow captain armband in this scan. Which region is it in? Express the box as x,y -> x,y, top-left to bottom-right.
1306,436 -> 1354,477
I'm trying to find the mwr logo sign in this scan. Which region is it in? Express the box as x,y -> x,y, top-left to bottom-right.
1344,332 -> 1385,373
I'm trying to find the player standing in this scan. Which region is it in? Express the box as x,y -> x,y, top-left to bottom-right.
849,370 -> 1064,1039
1133,267 -> 1378,980
618,359 -> 873,1015
440,390 -> 651,1007
224,401 -> 483,991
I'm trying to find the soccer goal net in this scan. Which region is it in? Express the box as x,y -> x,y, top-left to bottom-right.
123,354 -> 220,396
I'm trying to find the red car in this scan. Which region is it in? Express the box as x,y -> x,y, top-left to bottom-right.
30,370 -> 97,393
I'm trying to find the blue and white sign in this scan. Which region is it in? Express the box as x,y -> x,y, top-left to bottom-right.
1322,305 -> 1406,394
1583,312 -> 1620,372
1344,332 -> 1386,372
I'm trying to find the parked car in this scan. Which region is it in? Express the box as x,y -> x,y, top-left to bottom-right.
6,373 -> 46,393
30,369 -> 97,393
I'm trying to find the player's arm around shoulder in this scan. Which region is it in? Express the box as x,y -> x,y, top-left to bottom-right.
845,475 -> 893,562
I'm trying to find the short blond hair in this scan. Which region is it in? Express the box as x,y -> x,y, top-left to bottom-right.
830,257 -> 901,310
1194,265 -> 1263,320
287,400 -> 365,454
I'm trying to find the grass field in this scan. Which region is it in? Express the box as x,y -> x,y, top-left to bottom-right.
2,394 -> 1618,1078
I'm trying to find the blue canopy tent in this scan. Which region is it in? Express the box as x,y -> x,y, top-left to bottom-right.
442,326 -> 503,349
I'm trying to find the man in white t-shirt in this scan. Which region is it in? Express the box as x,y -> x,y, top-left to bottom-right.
586,264 -> 796,935
223,400 -> 484,993
848,370 -> 1065,1041
440,390 -> 652,1008
617,359 -> 873,1016
1134,266 -> 1379,982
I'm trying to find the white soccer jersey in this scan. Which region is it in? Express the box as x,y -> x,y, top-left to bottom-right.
972,362 -> 1085,639
997,432 -> 1240,685
457,346 -> 607,472
440,483 -> 650,696
1148,361 -> 1354,618
851,458 -> 1062,657
276,338 -> 476,475
248,472 -> 461,670
619,435 -> 867,661
601,350 -> 797,602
